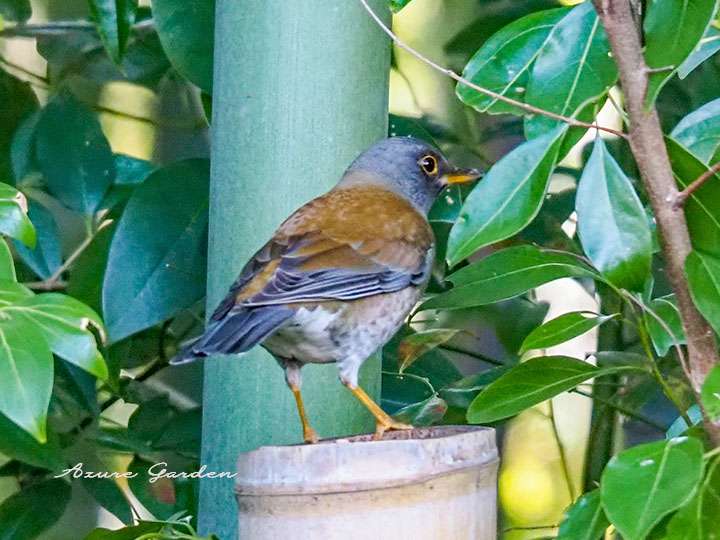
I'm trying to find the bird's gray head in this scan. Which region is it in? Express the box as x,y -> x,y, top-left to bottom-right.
340,137 -> 482,213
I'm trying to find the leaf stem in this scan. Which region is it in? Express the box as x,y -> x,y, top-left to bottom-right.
437,344 -> 506,366
357,0 -> 628,139
572,388 -> 666,431
672,160 -> 720,209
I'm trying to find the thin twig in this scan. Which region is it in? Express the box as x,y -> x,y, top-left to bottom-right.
25,219 -> 112,291
0,18 -> 154,38
548,399 -> 577,502
572,388 -> 666,431
673,160 -> 720,209
358,0 -> 628,139
438,344 -> 505,366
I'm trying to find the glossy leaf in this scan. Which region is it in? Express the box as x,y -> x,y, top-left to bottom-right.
664,458 -> 720,540
645,294 -> 686,357
81,475 -> 133,524
398,329 -> 460,373
102,159 -> 209,342
438,367 -> 509,410
576,137 -> 652,291
13,200 -> 61,280
35,93 -> 115,214
0,413 -> 64,470
525,2 -> 617,137
0,67 -> 38,181
447,126 -> 566,265
114,153 -> 154,185
0,0 -> 31,22
601,437 -> 704,540
10,110 -> 40,181
0,239 -> 14,281
3,293 -> 107,379
670,97 -> 720,163
679,26 -> 720,79
666,405 -> 703,439
666,137 -> 720,257
153,0 -> 214,93
644,0 -> 718,106
0,480 -> 70,539
0,182 -> 34,247
557,490 -> 609,540
128,457 -> 179,519
67,222 -> 115,314
392,395 -> 447,427
457,8 -> 569,115
0,317 -> 53,442
519,312 -> 614,354
466,356 -> 636,423
84,522 -> 165,540
421,245 -> 597,311
88,0 -> 138,63
389,0 -> 413,13
685,250 -> 720,335
0,280 -> 32,306
701,364 -> 720,421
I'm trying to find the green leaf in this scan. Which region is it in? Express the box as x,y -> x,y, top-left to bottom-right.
88,0 -> 138,63
13,200 -> 61,280
644,0 -> 718,106
80,475 -> 134,524
666,137 -> 720,257
524,2 -> 617,137
0,67 -> 38,181
576,137 -> 652,291
114,153 -> 154,185
67,222 -> 115,314
685,250 -> 720,335
557,490 -> 609,540
666,405 -> 703,439
645,294 -> 686,357
0,479 -> 71,539
601,437 -> 704,540
4,293 -> 107,380
392,395 -> 448,427
664,457 -> 720,540
84,522 -> 164,540
466,356 -> 636,424
0,182 -> 35,247
701,365 -> 720,421
102,159 -> 209,342
10,110 -> 40,182
397,329 -> 460,373
447,126 -> 566,265
421,245 -> 597,311
153,0 -> 214,93
438,367 -> 509,410
670,97 -> 720,163
389,0 -> 413,13
0,239 -> 15,281
0,280 -> 32,306
0,0 -> 31,22
128,457 -> 179,519
35,93 -> 115,214
0,317 -> 53,442
519,312 -> 614,354
0,413 -> 64,470
456,8 -> 569,115
678,26 -> 720,79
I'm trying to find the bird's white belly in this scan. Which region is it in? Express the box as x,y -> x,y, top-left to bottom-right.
263,306 -> 342,363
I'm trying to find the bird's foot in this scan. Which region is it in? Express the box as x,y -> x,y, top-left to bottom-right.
373,419 -> 414,441
303,426 -> 320,444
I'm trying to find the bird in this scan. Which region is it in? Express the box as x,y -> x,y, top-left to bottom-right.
171,137 -> 481,443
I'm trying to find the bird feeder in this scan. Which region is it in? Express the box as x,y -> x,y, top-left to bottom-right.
235,426 -> 498,539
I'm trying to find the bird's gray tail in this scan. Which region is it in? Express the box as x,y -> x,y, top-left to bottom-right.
169,306 -> 293,365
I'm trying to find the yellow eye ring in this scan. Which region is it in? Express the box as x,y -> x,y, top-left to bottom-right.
419,155 -> 438,176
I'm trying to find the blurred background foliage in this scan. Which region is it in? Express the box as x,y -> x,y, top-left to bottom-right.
0,0 -> 719,539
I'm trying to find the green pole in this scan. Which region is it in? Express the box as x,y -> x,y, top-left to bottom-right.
199,2 -> 390,537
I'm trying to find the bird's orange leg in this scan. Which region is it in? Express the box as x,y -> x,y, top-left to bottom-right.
343,382 -> 413,440
289,383 -> 319,444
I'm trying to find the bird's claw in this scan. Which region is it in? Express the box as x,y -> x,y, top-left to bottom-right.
303,427 -> 320,444
373,419 -> 414,440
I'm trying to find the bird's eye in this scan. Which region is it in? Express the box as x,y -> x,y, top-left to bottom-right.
419,155 -> 438,176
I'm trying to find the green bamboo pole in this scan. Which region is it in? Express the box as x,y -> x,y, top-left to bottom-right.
199,2 -> 390,537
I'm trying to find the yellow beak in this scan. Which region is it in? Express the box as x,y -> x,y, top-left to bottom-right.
442,167 -> 483,185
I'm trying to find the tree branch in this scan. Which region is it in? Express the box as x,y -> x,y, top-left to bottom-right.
0,19 -> 154,38
673,160 -> 720,209
358,0 -> 628,140
593,0 -> 720,445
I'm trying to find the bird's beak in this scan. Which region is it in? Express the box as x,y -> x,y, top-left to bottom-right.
442,167 -> 483,186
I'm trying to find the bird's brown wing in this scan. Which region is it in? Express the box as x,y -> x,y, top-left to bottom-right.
174,186 -> 433,362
